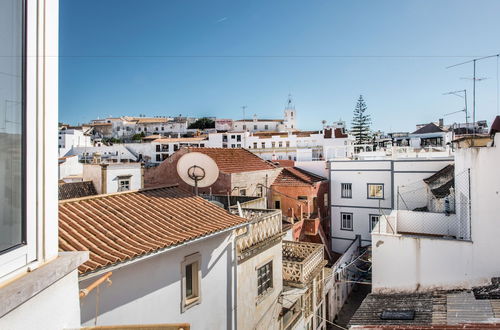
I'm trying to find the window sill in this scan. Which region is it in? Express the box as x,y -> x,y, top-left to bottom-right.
0,251 -> 88,318
183,296 -> 201,312
256,287 -> 275,305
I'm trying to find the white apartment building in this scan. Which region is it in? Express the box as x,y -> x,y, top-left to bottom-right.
58,127 -> 92,157
63,145 -> 138,163
372,128 -> 500,292
329,149 -> 453,254
0,1 -> 87,329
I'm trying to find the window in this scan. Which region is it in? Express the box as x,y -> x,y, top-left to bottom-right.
181,253 -> 201,312
274,200 -> 281,209
257,261 -> 273,296
367,183 -> 384,199
236,144 -> 241,148
271,142 -> 276,148
161,126 -> 164,131
156,145 -> 161,152
369,214 -> 380,231
118,177 -> 131,192
173,144 -> 179,151
278,142 -> 283,147
253,142 -> 257,148
264,124 -> 268,130
231,144 -> 236,148
340,213 -> 353,231
254,125 -> 257,130
236,135 -> 241,142
298,196 -> 307,201
239,188 -> 246,196
286,141 -> 290,148
156,154 -> 161,161
323,193 -> 328,207
341,183 -> 352,198
222,135 -> 228,142
1,0 -> 25,255
243,124 -> 246,130
261,142 -> 265,148
231,135 -> 235,139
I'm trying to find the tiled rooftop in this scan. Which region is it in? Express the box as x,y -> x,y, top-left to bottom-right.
58,181 -> 98,200
185,148 -> 277,173
59,185 -> 247,274
272,167 -> 326,186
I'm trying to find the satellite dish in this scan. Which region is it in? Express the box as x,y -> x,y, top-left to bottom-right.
177,152 -> 219,194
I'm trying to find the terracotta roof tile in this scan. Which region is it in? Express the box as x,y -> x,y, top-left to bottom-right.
273,167 -> 326,186
59,185 -> 247,274
185,148 -> 277,173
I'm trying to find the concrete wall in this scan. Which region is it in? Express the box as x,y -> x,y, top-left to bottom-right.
59,156 -> 83,180
295,160 -> 329,178
0,270 -> 81,330
236,242 -> 283,330
231,168 -> 281,197
83,163 -> 142,194
82,164 -> 103,194
372,135 -> 500,292
80,231 -> 235,330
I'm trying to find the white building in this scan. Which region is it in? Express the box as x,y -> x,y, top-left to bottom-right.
63,145 -> 138,163
83,162 -> 143,194
0,1 -> 87,329
329,150 -> 453,253
59,155 -> 84,182
409,122 -> 453,148
371,129 -> 500,293
90,116 -> 193,139
58,127 -> 92,157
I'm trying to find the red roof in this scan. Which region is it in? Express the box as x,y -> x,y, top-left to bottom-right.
59,185 -> 247,274
272,167 -> 326,186
186,148 -> 277,173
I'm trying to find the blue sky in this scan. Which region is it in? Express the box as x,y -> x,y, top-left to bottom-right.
59,0 -> 500,132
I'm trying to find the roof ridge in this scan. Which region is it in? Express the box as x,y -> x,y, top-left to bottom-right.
59,184 -> 180,204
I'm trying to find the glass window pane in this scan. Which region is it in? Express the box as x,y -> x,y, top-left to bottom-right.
0,0 -> 24,253
185,263 -> 193,297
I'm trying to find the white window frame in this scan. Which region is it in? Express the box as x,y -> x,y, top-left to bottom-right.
369,214 -> 380,231
340,212 -> 353,231
341,183 -> 352,198
0,0 -> 48,279
117,177 -> 131,192
181,252 -> 201,312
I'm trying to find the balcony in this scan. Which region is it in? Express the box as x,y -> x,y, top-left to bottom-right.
282,241 -> 326,287
232,208 -> 283,261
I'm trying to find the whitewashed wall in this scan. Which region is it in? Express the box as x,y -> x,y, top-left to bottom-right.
58,156 -> 83,180
372,135 -> 500,292
80,231 -> 236,329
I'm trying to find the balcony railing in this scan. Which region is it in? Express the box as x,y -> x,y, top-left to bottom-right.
232,209 -> 282,261
282,241 -> 325,287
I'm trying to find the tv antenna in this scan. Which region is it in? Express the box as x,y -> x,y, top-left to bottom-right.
442,89 -> 468,125
176,152 -> 219,195
447,53 -> 500,134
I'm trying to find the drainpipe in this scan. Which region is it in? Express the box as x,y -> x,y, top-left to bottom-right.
100,164 -> 108,194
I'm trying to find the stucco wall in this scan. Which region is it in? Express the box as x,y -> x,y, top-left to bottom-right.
372,136 -> 500,292
0,270 -> 81,330
236,242 -> 283,330
80,232 -> 235,330
231,168 -> 281,197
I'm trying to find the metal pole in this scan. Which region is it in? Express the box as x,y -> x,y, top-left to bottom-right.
464,89 -> 468,127
473,60 -> 476,136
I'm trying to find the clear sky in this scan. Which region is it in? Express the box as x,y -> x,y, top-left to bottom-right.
59,0 -> 500,132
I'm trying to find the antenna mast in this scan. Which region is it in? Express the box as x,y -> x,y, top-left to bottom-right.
447,54 -> 500,135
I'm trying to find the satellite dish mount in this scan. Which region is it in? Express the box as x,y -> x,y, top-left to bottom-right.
187,165 -> 206,195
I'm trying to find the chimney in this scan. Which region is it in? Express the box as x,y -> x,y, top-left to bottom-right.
141,163 -> 145,189
100,164 -> 108,194
439,118 -> 444,128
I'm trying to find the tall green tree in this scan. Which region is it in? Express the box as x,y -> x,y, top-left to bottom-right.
188,117 -> 215,130
351,95 -> 372,145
